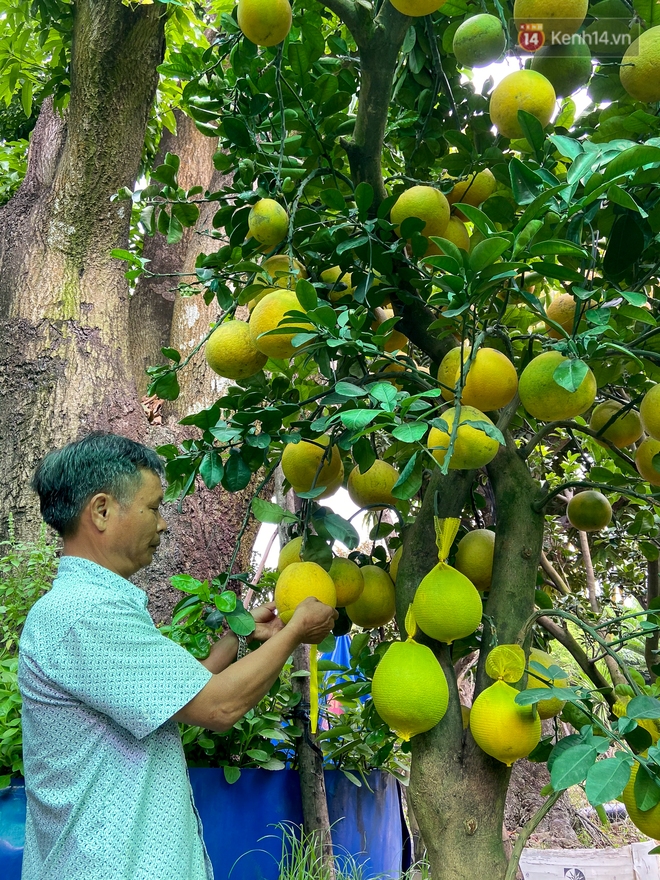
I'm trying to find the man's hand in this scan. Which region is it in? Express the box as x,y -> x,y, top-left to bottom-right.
250,602 -> 284,643
288,597 -> 338,645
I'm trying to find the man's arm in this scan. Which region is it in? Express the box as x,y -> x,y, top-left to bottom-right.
199,602 -> 283,675
173,597 -> 336,731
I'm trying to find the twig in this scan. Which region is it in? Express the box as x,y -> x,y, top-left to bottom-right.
504,791 -> 563,880
539,552 -> 570,596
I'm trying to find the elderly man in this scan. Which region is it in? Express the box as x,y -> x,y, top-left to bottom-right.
18,432 -> 337,880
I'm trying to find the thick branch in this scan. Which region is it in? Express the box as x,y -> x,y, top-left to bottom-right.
578,529 -> 599,614
540,551 -> 570,596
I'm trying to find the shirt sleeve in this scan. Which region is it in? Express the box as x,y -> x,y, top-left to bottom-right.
45,597 -> 213,739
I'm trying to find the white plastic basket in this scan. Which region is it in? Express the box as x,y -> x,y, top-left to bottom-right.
519,842 -> 660,880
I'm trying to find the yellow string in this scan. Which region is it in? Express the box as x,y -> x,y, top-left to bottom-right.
404,605 -> 417,641
309,648 -> 319,734
434,517 -> 460,565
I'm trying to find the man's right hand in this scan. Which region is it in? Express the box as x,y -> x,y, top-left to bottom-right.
288,597 -> 339,644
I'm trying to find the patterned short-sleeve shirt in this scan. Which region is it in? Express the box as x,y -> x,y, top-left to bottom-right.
18,555 -> 214,880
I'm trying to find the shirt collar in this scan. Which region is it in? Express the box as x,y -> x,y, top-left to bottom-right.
54,555 -> 148,607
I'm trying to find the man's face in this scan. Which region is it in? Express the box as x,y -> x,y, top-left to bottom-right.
112,469 -> 167,577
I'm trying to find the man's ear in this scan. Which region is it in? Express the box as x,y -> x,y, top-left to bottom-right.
88,493 -> 112,533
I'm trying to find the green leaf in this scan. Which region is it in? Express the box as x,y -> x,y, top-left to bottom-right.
463,420 -> 505,446
548,134 -> 583,162
469,237 -> 510,272
320,188 -> 346,212
585,754 -> 633,806
517,109 -> 545,158
222,450 -> 252,492
215,591 -> 237,613
509,158 -> 545,205
391,452 -> 423,500
21,79 -> 32,118
340,410 -> 379,430
369,382 -> 398,411
252,498 -> 298,524
553,359 -> 589,393
604,144 -> 660,181
150,371 -> 180,401
634,763 -> 660,811
428,236 -> 463,264
226,605 -> 256,637
199,451 -> 223,490
550,743 -> 599,790
335,381 -> 366,398
296,278 -> 318,311
301,535 -> 333,570
528,240 -> 590,259
222,117 -> 253,148
392,422 -> 427,443
223,766 -> 241,784
318,512 -> 360,549
355,182 -> 374,215
627,695 -> 660,720
535,589 -> 553,610
171,574 -> 204,594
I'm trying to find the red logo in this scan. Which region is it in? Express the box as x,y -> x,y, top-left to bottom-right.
518,23 -> 545,52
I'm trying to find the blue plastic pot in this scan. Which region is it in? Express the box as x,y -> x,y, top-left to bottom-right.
1,769 -> 403,880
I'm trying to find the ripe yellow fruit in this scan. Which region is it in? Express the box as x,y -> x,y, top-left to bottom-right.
622,763 -> 660,839
275,561 -> 337,625
371,640 -> 449,740
346,566 -> 396,629
470,680 -> 542,766
567,490 -> 612,532
318,461 -> 344,500
328,557 -> 364,607
205,320 -> 268,379
448,169 -> 497,208
257,255 -> 307,289
454,529 -> 495,591
489,70 -> 556,140
321,266 -> 354,302
518,351 -> 597,421
247,285 -> 277,313
249,290 -> 312,359
589,401 -> 643,449
426,216 -> 470,256
391,186 -> 450,244
281,435 -> 342,494
237,0 -> 292,47
372,308 -> 408,353
545,293 -> 581,339
388,0 -> 447,16
427,405 -> 500,470
412,563 -> 483,644
620,26 -> 660,103
347,460 -> 400,510
278,536 -> 303,573
389,546 -> 403,584
459,348 -> 518,412
438,345 -> 470,401
527,649 -> 568,720
613,695 -> 660,744
248,199 -> 289,246
513,0 -> 588,36
635,438 -> 660,487
641,384 -> 660,441
452,15 -> 506,68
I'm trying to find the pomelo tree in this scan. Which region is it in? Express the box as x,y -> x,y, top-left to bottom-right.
118,0 -> 660,875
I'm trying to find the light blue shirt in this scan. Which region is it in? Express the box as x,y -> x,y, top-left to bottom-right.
18,555 -> 214,880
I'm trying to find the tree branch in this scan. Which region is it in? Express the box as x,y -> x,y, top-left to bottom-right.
646,559 -> 659,681
540,551 -> 570,596
577,528 -> 599,614
316,0 -> 370,44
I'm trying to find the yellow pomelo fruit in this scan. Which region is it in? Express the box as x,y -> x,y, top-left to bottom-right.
589,401 -> 643,448
281,435 -> 342,494
237,0 -> 292,47
620,26 -> 660,103
391,186 -> 450,243
452,15 -> 506,68
205,320 -> 268,380
278,536 -> 303,573
317,461 -> 344,500
389,0 -> 446,16
486,644 -> 526,683
328,557 -> 364,607
518,351 -> 597,421
641,384 -> 660,441
514,0 -> 588,35
454,529 -> 495,591
389,546 -> 403,584
371,640 -> 449,740
438,345 -> 470,401
545,293 -> 581,339
567,490 -> 612,532
275,561 -> 337,625
530,41 -> 592,99
461,705 -> 471,728
427,405 -> 500,470
249,290 -> 312,359
426,216 -> 470,255
372,308 -> 408,353
321,266 -> 355,302
257,255 -> 306,289
248,199 -> 289,246
489,70 -> 556,140
247,285 -> 277,313
635,438 -> 660,487
470,680 -> 542,766
458,348 -> 518,412
346,566 -> 396,629
412,563 -> 483,644
347,460 -> 400,510
613,696 -> 660,744
527,648 -> 568,720
448,169 -> 497,208
622,763 -> 660,838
